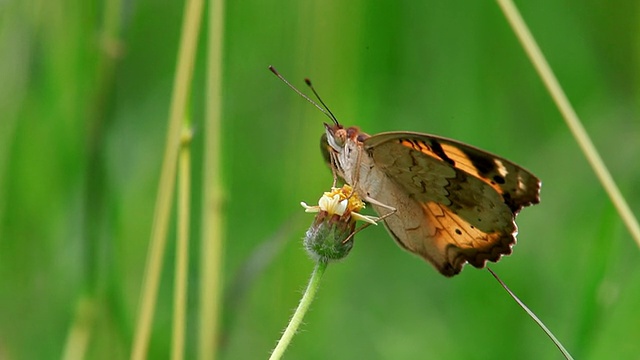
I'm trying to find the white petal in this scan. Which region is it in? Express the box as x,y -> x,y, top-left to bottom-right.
352,213 -> 378,225
333,199 -> 348,216
300,202 -> 320,213
317,195 -> 332,211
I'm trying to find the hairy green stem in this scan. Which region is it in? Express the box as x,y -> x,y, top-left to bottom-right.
269,261 -> 328,360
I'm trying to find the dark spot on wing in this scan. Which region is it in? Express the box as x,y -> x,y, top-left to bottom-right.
502,192 -> 519,213
441,262 -> 459,277
463,148 -> 496,176
430,140 -> 455,166
455,229 -> 462,235
493,175 -> 505,184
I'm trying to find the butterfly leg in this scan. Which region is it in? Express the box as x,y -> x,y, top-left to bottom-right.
331,164 -> 338,188
329,152 -> 340,188
364,195 -> 397,223
349,145 -> 364,189
343,222 -> 375,244
342,149 -> 364,201
341,196 -> 397,244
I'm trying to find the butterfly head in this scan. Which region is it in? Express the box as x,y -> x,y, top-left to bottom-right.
322,124 -> 371,181
323,123 -> 369,153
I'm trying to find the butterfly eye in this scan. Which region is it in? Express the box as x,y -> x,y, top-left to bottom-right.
325,126 -> 346,152
326,132 -> 343,151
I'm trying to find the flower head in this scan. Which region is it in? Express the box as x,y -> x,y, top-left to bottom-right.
301,185 -> 377,225
301,185 -> 377,262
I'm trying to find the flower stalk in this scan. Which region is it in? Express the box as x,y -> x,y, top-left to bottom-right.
269,185 -> 377,359
268,261 -> 327,360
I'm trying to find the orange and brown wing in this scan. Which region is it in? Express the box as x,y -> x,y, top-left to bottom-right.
364,132 -> 540,276
373,200 -> 517,276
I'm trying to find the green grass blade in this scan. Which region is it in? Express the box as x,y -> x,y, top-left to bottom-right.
487,268 -> 574,360
199,0 -> 226,358
496,0 -> 640,247
171,128 -> 193,360
130,0 -> 205,358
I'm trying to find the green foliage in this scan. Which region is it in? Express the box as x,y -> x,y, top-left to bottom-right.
1,0 -> 639,359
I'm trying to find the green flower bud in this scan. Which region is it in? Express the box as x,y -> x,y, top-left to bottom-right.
304,211 -> 355,262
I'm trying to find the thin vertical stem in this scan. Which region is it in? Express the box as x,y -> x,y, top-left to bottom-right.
269,261 -> 328,360
61,298 -> 95,360
62,0 -> 122,357
130,0 -> 204,358
199,0 -> 226,358
172,129 -> 193,360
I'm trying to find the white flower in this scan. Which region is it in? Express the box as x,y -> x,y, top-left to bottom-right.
301,185 -> 377,225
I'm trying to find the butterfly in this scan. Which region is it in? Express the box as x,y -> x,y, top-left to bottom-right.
321,125 -> 540,276
270,66 -> 541,277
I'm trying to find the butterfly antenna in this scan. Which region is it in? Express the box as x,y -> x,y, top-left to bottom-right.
303,78 -> 340,126
268,66 -> 339,126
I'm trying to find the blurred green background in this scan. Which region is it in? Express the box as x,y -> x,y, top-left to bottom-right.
1,0 -> 639,359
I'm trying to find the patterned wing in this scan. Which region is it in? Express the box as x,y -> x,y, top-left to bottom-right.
364,131 -> 540,276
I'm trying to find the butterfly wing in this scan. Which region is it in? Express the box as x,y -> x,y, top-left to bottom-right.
363,131 -> 540,276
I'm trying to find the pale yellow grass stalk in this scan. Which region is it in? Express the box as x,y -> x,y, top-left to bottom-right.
198,0 -> 226,358
172,128 -> 193,360
497,0 -> 640,247
130,0 -> 205,358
